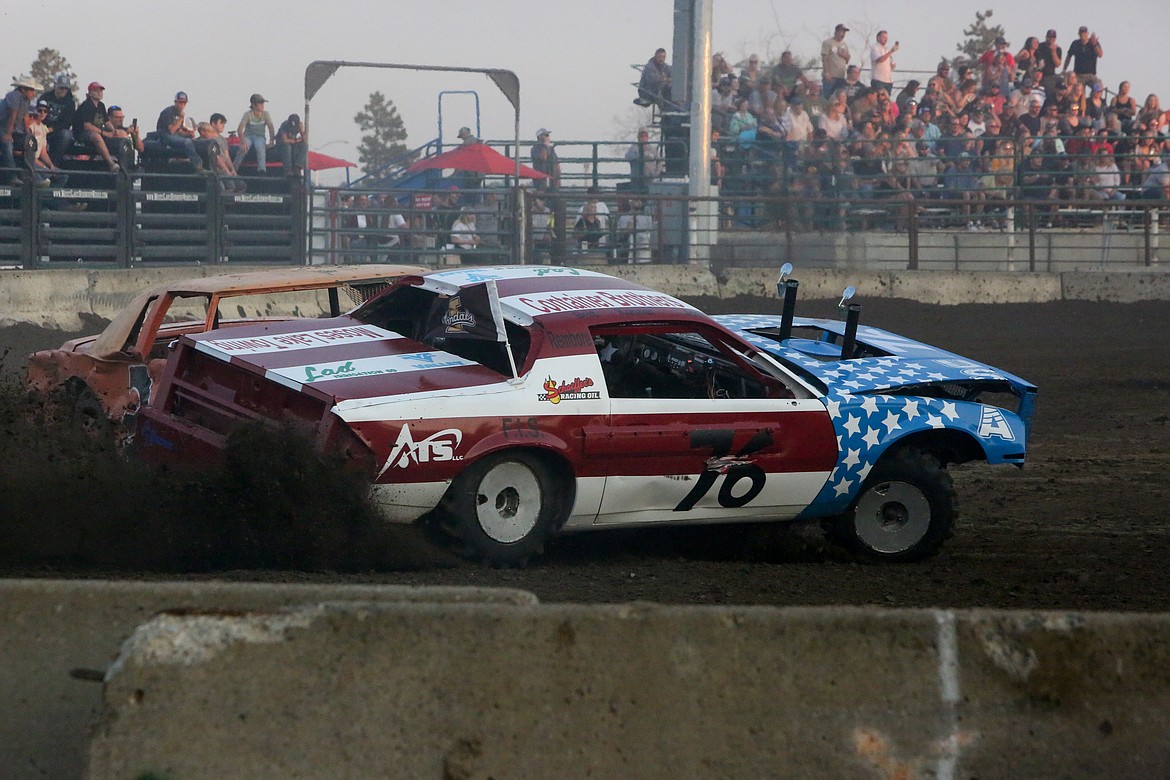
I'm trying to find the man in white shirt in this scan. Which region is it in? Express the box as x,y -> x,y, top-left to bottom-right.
869,30 -> 899,94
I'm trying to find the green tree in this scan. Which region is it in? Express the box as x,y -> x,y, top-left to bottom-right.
353,91 -> 412,176
949,9 -> 1005,67
11,48 -> 77,93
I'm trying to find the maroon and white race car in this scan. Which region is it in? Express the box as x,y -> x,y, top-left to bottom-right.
136,266 -> 1035,565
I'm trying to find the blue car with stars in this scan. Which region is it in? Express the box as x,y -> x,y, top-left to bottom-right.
714,285 -> 1036,561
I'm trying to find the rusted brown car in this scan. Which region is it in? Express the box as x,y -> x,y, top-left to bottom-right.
26,265 -> 424,438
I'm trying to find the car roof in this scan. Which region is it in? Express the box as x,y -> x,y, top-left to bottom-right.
90,265 -> 425,358
415,266 -> 703,327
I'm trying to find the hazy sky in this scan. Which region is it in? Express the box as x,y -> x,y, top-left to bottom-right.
3,0 -> 1164,175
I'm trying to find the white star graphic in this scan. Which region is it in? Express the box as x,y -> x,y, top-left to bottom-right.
856,372 -> 879,382
904,362 -> 927,371
882,410 -> 902,434
926,414 -> 946,429
927,372 -> 948,381
825,399 -> 841,418
833,477 -> 853,497
863,428 -> 882,449
940,401 -> 959,421
901,399 -> 920,420
843,415 -> 862,436
860,396 -> 879,415
842,448 -> 861,469
842,380 -> 864,390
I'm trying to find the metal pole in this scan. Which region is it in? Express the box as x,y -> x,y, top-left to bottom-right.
688,0 -> 715,264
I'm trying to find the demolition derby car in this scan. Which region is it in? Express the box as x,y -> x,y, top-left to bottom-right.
135,266 -> 1036,565
26,265 -> 423,438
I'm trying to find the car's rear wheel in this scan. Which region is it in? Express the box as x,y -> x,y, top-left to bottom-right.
832,447 -> 955,563
446,451 -> 567,567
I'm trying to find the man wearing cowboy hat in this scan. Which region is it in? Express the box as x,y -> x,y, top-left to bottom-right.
1,77 -> 41,181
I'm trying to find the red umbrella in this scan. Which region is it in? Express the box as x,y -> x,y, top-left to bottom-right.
405,142 -> 548,179
308,150 -> 357,171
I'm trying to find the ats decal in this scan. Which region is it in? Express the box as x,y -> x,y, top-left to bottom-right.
977,406 -> 1015,440
380,425 -> 464,474
269,351 -> 476,386
539,376 -> 600,403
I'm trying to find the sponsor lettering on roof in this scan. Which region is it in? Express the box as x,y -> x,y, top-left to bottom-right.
267,351 -> 475,387
504,289 -> 696,316
199,325 -> 402,356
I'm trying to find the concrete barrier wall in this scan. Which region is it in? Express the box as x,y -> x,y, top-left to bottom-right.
2,264 -> 1169,331
0,580 -> 535,780
85,600 -> 1170,779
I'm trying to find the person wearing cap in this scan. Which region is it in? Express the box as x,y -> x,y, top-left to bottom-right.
37,75 -> 77,160
70,81 -> 121,172
529,128 -> 559,191
234,93 -> 275,174
1063,26 -> 1103,86
1035,30 -> 1063,95
275,113 -> 307,175
821,23 -> 851,96
1,77 -> 42,179
23,100 -> 67,188
456,126 -> 479,145
156,91 -> 205,171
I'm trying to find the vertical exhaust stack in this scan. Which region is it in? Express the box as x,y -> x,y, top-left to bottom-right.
776,263 -> 797,341
837,285 -> 859,360
841,303 -> 861,359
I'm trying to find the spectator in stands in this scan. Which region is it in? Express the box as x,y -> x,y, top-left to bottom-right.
711,52 -> 735,83
1084,82 -> 1107,128
1137,95 -> 1166,134
821,24 -> 851,95
908,140 -> 943,197
637,48 -> 672,108
104,107 -> 143,166
530,128 -> 560,190
39,75 -> 76,161
529,195 -> 555,262
2,78 -> 41,181
449,210 -> 481,250
1063,27 -> 1102,86
834,65 -> 865,105
1138,154 -> 1170,200
818,96 -> 850,141
1015,37 -> 1040,86
1086,147 -> 1125,201
781,95 -> 814,143
198,116 -> 244,192
275,114 -> 307,176
457,126 -> 479,145
894,81 -> 920,115
748,76 -> 778,117
942,152 -> 983,227
616,199 -> 654,263
573,201 -> 606,250
1016,99 -> 1044,136
1035,30 -> 1063,94
869,30 -> 898,94
738,55 -> 763,99
72,81 -> 121,172
24,101 -> 66,187
728,99 -> 757,138
771,51 -> 812,100
1110,81 -> 1138,130
577,187 -> 610,234
155,92 -> 205,171
234,94 -> 275,174
1059,102 -> 1091,136
874,89 -> 899,128
981,136 -> 1016,209
710,76 -> 737,134
624,128 -> 663,191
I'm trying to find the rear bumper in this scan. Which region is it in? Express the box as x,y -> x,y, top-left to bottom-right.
134,407 -> 228,469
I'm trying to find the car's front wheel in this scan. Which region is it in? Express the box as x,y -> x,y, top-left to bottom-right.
446,451 -> 568,567
832,447 -> 955,562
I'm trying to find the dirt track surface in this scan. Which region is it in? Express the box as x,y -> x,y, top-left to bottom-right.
2,297 -> 1168,611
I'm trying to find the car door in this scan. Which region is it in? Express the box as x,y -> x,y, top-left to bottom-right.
583,322 -> 838,526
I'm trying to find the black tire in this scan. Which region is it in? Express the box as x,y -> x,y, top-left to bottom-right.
71,390 -> 113,440
445,451 -> 567,567
831,447 -> 956,563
